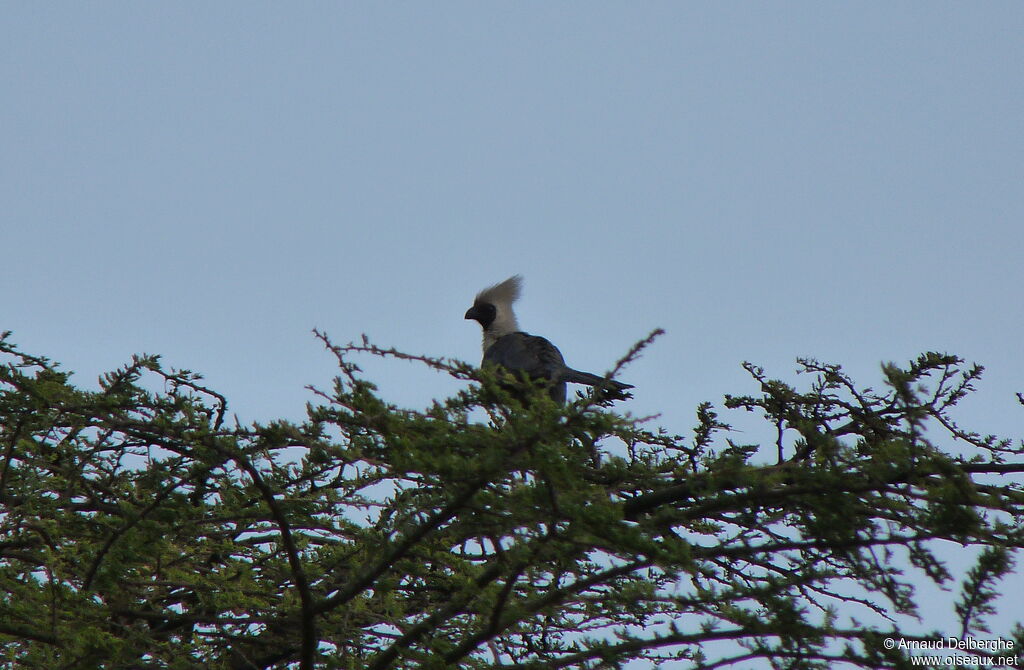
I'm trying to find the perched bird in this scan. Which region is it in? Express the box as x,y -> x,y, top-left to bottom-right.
464,275 -> 633,403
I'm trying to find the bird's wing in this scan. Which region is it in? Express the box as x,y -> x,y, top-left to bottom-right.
483,332 -> 566,382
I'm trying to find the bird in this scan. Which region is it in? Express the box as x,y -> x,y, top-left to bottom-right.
464,275 -> 633,404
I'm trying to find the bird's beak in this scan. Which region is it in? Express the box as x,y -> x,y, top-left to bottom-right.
464,306 -> 481,321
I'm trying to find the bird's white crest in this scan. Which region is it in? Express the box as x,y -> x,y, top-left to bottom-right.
474,274 -> 522,349
475,274 -> 522,309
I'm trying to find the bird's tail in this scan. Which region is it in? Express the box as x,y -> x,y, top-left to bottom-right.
562,368 -> 633,393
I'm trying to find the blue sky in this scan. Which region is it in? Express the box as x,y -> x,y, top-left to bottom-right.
3,2 -> 1023,655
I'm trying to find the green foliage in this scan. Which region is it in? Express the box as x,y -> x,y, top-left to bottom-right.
0,329 -> 1022,669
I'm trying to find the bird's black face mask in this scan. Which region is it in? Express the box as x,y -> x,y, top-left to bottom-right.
464,303 -> 497,329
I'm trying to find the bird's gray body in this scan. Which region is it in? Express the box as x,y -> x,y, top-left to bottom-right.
464,275 -> 632,403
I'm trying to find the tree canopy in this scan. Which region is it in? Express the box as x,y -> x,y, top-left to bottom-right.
0,329 -> 1022,669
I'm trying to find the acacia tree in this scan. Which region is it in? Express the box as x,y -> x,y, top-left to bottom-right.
0,328 -> 1022,669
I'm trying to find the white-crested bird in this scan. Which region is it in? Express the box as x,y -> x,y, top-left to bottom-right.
464,275 -> 632,403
